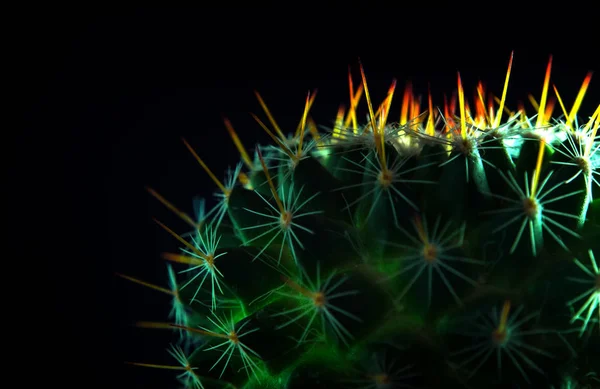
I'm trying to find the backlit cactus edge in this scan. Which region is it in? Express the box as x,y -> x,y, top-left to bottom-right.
119,54 -> 600,388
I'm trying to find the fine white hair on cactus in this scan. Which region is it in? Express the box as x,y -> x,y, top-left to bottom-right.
550,126 -> 600,199
333,150 -> 437,227
566,250 -> 600,337
182,138 -> 243,230
415,125 -> 495,166
204,313 -> 263,382
125,343 -> 206,389
166,264 -> 189,332
192,291 -> 244,312
482,169 -> 584,256
166,344 -> 205,389
175,224 -> 227,311
263,132 -> 323,174
342,344 -> 420,389
271,261 -> 362,347
329,120 -> 407,154
205,162 -> 244,230
449,301 -> 555,384
173,311 -> 264,383
241,175 -> 323,267
179,197 -> 207,241
380,214 -> 485,309
249,89 -> 319,185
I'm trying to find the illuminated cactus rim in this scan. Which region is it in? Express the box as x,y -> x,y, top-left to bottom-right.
119,53 -> 600,388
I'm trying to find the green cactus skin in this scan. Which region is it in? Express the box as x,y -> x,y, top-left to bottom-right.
120,55 -> 600,389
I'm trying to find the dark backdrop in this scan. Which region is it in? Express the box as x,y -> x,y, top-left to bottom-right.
14,6 -> 598,388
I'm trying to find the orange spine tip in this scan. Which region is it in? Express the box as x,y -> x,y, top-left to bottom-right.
135,321 -> 174,330
116,273 -> 174,295
161,252 -> 206,266
146,187 -> 199,229
426,83 -> 435,136
552,84 -> 569,128
251,113 -> 297,162
254,91 -> 285,140
125,362 -> 186,370
182,138 -> 228,195
494,51 -> 514,128
535,56 -> 552,128
566,72 -> 593,131
345,84 -> 363,132
297,90 -> 312,157
153,218 -> 207,259
359,61 -> 377,136
400,81 -> 412,126
223,117 -> 253,170
296,89 -> 317,137
457,72 -> 467,139
382,79 -> 397,128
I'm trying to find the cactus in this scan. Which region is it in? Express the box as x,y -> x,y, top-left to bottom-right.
119,54 -> 600,388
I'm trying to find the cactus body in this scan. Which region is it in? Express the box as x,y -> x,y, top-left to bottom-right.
122,57 -> 600,388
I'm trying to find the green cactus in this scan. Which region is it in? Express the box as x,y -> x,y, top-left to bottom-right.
120,54 -> 600,388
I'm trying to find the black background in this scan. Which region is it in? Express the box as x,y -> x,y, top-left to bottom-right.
14,6 -> 599,388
